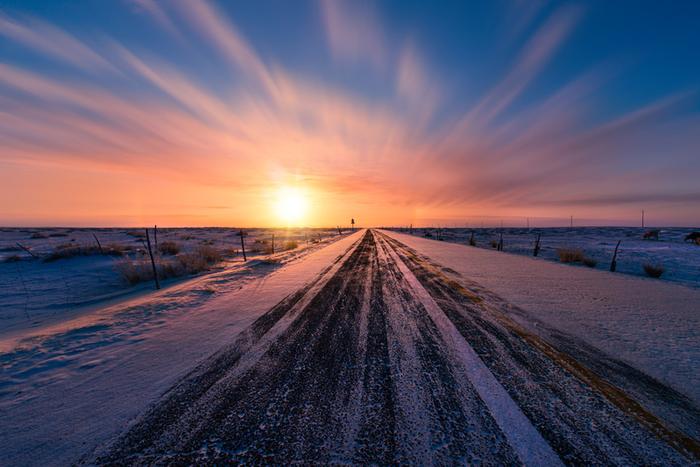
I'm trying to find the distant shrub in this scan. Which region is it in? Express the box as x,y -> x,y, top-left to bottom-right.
158,241 -> 180,255
44,244 -> 123,262
48,232 -> 68,237
582,257 -> 598,268
126,230 -> 145,239
643,263 -> 665,278
115,259 -> 153,285
557,248 -> 585,263
284,240 -> 298,251
30,232 -> 47,239
490,240 -> 499,249
177,245 -> 221,274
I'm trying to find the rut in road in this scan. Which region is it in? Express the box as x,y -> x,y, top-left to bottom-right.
98,229 -> 699,465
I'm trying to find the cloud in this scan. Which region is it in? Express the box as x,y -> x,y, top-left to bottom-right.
0,13 -> 114,73
319,0 -> 387,71
0,1 -> 698,226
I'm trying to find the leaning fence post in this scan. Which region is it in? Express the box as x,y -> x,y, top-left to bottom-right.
154,225 -> 158,250
16,242 -> 37,258
238,230 -> 247,261
271,234 -> 275,254
533,233 -> 541,257
610,240 -> 621,272
92,233 -> 103,254
145,228 -> 160,290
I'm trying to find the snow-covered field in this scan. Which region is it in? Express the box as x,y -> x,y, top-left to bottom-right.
0,227 -> 344,335
389,227 -> 700,287
1,229 -> 698,465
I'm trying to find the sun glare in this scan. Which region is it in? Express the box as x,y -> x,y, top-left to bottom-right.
274,187 -> 308,225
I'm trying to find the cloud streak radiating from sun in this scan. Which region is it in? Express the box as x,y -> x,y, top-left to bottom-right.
0,0 -> 698,226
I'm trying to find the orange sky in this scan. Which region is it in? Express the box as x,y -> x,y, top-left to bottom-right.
1,1 -> 699,227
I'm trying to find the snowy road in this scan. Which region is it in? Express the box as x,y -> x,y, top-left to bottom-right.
98,230 -> 700,465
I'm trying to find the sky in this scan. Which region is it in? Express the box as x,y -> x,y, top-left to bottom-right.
0,0 -> 699,227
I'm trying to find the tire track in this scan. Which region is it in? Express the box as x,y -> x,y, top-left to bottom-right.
97,229 -> 696,465
377,230 -> 698,465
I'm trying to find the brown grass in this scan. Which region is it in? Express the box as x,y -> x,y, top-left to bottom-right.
284,240 -> 299,250
557,248 -> 585,263
158,241 -> 181,255
643,263 -> 665,278
582,257 -> 598,268
44,244 -> 124,262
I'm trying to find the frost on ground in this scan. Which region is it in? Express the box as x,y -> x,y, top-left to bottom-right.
0,227 -> 343,335
1,229 -> 699,465
391,227 -> 700,287
0,231 -> 358,466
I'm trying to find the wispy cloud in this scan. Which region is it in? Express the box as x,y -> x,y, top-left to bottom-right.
0,1 -> 697,226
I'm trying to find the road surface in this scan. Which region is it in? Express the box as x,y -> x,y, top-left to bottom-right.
97,230 -> 700,465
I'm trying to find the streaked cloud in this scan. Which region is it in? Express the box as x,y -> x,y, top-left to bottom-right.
0,1 -> 697,226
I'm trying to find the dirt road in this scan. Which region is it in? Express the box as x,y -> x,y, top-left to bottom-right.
98,230 -> 700,465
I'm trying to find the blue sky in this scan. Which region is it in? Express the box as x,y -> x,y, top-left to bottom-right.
0,1 -> 699,226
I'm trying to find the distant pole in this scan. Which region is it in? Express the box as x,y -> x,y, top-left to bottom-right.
15,242 -> 37,258
92,233 -> 103,254
641,210 -> 645,228
497,232 -> 504,251
154,225 -> 158,250
351,218 -> 355,231
238,230 -> 247,261
145,228 -> 160,290
610,240 -> 621,272
526,217 -> 530,230
533,233 -> 541,257
570,215 -> 573,229
271,234 -> 275,254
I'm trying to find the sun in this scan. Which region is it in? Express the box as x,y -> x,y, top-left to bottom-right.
274,186 -> 308,225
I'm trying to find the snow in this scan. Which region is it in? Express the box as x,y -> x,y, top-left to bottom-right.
0,227 -> 345,335
377,234 -> 561,466
390,227 -> 700,288
381,229 -> 700,405
0,230 -> 363,466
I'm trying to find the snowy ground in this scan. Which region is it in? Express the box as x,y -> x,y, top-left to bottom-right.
0,227 -> 343,335
0,230 -> 361,466
389,227 -> 700,287
1,229 -> 699,465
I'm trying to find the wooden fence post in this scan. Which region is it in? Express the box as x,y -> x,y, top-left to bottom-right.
239,230 -> 247,261
610,240 -> 621,272
145,228 -> 160,290
154,225 -> 158,250
16,243 -> 37,258
93,233 -> 103,254
533,233 -> 541,257
271,234 -> 275,254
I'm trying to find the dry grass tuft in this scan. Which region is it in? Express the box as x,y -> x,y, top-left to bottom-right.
557,248 -> 585,263
284,240 -> 299,251
158,241 -> 181,255
643,263 -> 665,278
44,244 -> 124,262
582,257 -> 598,268
30,232 -> 47,239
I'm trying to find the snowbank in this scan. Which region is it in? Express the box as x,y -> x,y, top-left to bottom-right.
381,230 -> 700,405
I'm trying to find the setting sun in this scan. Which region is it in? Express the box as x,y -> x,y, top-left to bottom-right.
274,187 -> 308,225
